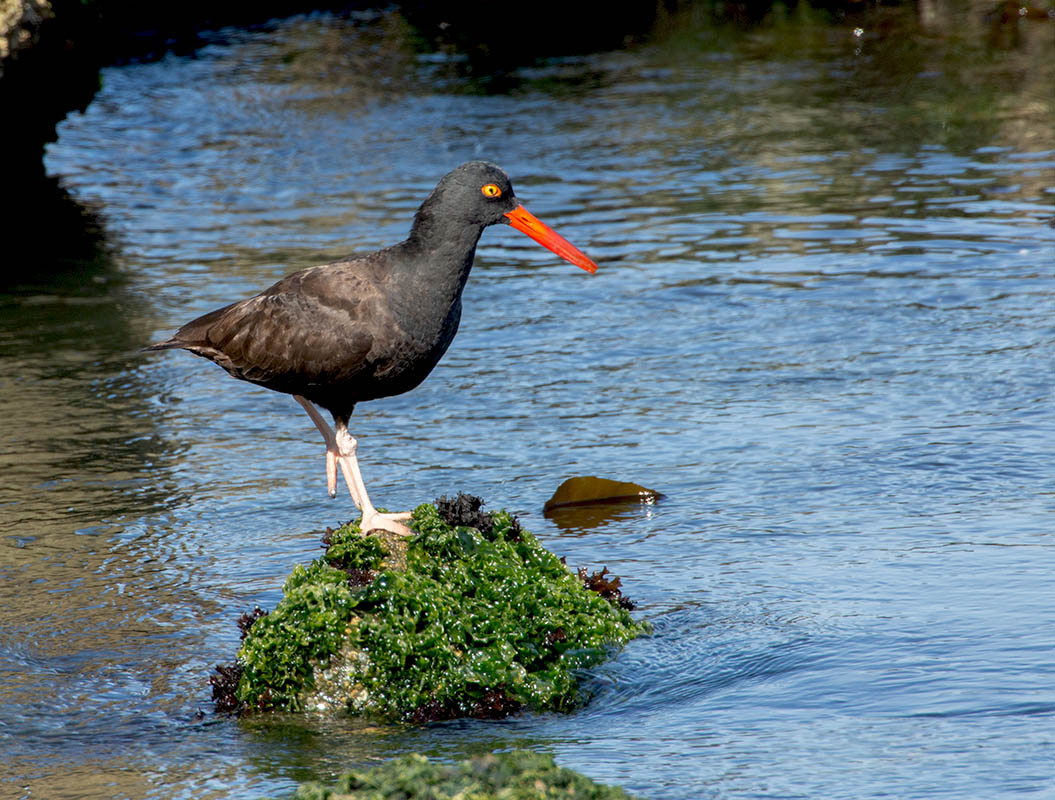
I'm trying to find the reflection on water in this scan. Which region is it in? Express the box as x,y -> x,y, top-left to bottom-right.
545,501 -> 662,534
1,177 -> 110,276
3,2 -> 1053,798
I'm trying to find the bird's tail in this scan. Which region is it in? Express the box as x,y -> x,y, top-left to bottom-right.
139,339 -> 184,353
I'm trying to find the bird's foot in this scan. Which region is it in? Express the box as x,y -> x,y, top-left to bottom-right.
326,448 -> 338,499
358,509 -> 414,537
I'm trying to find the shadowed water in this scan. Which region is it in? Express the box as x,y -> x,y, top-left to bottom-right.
2,3 -> 1053,798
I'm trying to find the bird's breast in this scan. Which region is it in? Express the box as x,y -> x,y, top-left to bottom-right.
361,293 -> 461,394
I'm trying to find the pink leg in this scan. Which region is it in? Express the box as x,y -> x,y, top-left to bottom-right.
333,420 -> 413,536
295,396 -> 412,535
295,395 -> 345,500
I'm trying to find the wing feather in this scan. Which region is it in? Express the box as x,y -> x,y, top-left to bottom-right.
155,263 -> 383,397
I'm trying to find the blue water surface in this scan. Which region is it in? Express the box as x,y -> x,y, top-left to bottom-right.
1,6 -> 1053,799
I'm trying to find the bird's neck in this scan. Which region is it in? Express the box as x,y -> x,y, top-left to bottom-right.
402,208 -> 486,296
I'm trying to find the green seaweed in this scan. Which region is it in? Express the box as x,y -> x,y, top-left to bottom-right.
237,560 -> 359,712
234,500 -> 648,721
288,750 -> 641,800
324,528 -> 388,573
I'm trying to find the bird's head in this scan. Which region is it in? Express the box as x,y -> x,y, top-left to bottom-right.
421,161 -> 598,274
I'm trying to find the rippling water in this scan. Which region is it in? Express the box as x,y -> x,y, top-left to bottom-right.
3,4 -> 1053,798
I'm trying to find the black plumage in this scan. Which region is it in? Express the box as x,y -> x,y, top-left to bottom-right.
145,162 -> 597,534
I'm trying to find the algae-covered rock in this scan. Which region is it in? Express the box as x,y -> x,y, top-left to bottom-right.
227,497 -> 648,722
288,750 -> 641,800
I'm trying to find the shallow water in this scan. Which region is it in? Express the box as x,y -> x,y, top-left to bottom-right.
3,4 -> 1054,798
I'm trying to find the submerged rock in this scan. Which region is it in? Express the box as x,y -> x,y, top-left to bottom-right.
286,750 -> 641,800
543,476 -> 664,511
220,495 -> 648,722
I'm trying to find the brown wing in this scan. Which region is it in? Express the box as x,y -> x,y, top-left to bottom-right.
147,262 -> 386,401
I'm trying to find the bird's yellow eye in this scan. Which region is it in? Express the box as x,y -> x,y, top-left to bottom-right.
481,183 -> 502,198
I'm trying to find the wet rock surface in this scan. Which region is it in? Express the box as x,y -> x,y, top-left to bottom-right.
216,495 -> 648,722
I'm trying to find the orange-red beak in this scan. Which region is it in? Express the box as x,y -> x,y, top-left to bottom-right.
504,204 -> 598,274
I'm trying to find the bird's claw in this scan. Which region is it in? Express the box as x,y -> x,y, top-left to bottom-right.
359,510 -> 414,537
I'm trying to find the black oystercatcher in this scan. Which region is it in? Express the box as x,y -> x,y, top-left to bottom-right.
144,162 -> 597,535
